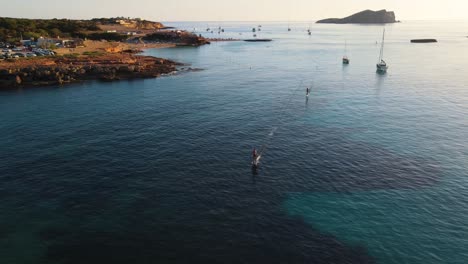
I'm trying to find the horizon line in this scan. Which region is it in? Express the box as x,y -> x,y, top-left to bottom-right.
1,15 -> 467,23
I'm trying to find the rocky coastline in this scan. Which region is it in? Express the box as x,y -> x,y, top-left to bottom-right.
0,53 -> 180,89
0,16 -> 213,90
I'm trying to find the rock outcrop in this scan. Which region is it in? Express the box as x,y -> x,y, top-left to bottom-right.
142,31 -> 210,46
317,9 -> 397,24
411,39 -> 437,43
0,54 -> 180,89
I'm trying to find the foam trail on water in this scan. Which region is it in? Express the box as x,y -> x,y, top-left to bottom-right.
269,127 -> 278,136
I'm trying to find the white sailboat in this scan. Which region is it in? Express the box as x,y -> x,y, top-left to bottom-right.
343,40 -> 349,64
376,28 -> 388,72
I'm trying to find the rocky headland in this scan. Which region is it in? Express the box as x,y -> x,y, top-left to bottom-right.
0,30 -> 210,89
0,53 -> 180,89
317,9 -> 398,24
142,31 -> 210,46
0,16 -> 214,89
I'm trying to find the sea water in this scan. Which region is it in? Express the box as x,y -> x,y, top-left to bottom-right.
0,21 -> 467,263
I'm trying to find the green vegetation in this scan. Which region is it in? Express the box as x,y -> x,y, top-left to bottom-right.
0,17 -> 100,42
0,17 -> 136,43
77,32 -> 128,42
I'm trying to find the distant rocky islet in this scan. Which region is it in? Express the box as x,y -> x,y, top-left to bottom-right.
317,9 -> 398,24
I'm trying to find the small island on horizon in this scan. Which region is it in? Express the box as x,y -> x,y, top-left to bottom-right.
317,9 -> 398,24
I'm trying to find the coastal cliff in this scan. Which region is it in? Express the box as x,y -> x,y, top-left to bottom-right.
0,54 -> 179,89
317,9 -> 397,24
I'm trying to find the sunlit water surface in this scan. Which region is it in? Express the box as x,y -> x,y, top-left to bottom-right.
1,21 -> 468,263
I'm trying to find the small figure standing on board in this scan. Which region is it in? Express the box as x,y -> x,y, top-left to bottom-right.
252,147 -> 260,167
306,87 -> 310,96
252,148 -> 258,161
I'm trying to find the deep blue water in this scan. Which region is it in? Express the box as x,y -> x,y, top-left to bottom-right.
1,21 -> 468,263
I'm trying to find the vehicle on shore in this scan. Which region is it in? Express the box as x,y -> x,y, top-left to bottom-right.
1,47 -> 55,59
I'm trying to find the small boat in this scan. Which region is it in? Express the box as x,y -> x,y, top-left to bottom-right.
343,56 -> 349,64
376,28 -> 388,73
252,28 -> 256,32
343,41 -> 350,64
376,60 -> 388,72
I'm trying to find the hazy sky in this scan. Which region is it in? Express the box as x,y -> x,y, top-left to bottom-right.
1,0 -> 467,21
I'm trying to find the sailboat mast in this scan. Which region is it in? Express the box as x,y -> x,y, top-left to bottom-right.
345,40 -> 347,55
379,28 -> 385,62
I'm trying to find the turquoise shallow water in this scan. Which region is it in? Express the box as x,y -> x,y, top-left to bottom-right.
1,21 -> 468,263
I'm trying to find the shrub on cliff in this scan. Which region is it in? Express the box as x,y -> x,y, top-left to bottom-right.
0,17 -> 100,41
77,32 -> 128,42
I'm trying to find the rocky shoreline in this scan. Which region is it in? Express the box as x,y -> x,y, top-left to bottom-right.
0,53 -> 180,89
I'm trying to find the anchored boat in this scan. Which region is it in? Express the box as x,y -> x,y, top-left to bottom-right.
376,28 -> 388,73
343,41 -> 350,64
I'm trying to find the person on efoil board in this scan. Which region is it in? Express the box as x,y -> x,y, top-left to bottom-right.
252,147 -> 261,167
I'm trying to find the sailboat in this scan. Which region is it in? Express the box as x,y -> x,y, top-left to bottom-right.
376,28 -> 388,72
343,41 -> 349,64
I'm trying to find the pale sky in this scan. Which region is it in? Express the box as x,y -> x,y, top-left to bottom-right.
0,0 -> 467,21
